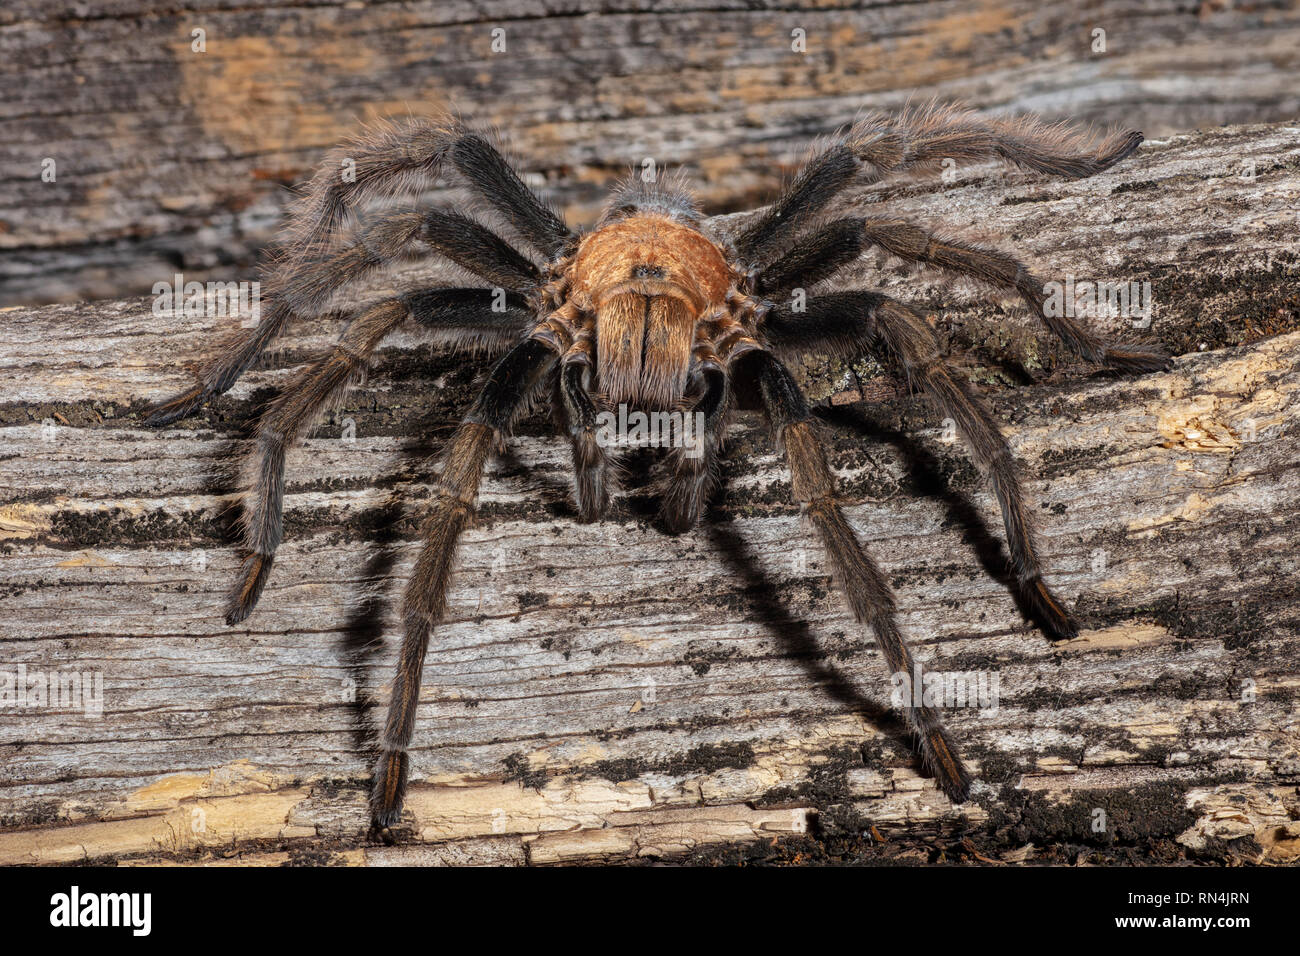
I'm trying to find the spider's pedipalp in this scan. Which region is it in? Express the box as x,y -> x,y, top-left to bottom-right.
558,329 -> 613,522
740,348 -> 971,801
658,337 -> 729,533
763,291 -> 1079,640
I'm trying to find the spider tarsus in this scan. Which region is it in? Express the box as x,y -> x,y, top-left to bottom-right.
658,474 -> 709,534
1022,575 -> 1080,641
144,384 -> 206,425
936,760 -> 973,804
913,717 -> 973,803
370,749 -> 409,832
1100,130 -> 1144,172
224,552 -> 274,625
1101,345 -> 1174,373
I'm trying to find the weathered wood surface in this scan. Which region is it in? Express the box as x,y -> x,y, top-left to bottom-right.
1,121 -> 1298,866
4,0 -> 1300,307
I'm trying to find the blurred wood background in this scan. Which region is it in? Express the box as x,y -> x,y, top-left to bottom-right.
1,119 -> 1297,865
2,0 -> 1299,307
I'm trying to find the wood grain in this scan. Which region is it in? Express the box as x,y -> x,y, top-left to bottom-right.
3,0 -> 1299,306
0,121 -> 1297,865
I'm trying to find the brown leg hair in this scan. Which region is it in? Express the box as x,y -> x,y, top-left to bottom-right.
738,102 -> 1142,266
372,338 -> 556,831
149,116 -> 573,425
763,290 -> 1079,639
225,289 -> 537,626
755,215 -> 1168,371
740,348 -> 972,801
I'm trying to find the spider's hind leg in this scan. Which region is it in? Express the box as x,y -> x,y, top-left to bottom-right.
764,291 -> 1079,640
737,348 -> 971,801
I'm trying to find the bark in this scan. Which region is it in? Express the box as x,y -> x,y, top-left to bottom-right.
3,0 -> 1299,306
0,121 -> 1298,866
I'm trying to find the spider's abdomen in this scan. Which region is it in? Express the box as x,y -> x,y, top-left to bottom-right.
569,213 -> 735,409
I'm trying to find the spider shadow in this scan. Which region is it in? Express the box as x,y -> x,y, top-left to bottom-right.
702,517 -> 908,741
814,401 -> 1051,638
612,445 -> 913,767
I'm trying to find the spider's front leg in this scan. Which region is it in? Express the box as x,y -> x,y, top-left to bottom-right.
735,348 -> 972,801
373,337 -> 557,832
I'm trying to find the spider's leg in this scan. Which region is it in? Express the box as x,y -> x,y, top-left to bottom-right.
845,102 -> 1143,183
758,217 -> 1169,371
659,344 -> 729,533
735,144 -> 860,265
748,219 -> 867,296
447,133 -> 575,260
736,348 -> 971,801
225,289 -> 537,625
147,206 -> 543,425
147,113 -> 569,426
736,102 -> 1141,265
373,338 -> 556,831
765,291 -> 1079,639
147,117 -> 469,424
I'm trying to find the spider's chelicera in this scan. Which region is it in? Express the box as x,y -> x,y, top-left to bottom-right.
148,104 -> 1168,832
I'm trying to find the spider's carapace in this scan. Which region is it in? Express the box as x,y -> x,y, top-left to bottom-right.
568,211 -> 736,409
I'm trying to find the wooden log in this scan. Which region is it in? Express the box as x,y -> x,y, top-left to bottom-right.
0,120 -> 1298,865
3,1 -> 1300,306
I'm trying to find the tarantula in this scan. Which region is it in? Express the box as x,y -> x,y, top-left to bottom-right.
148,104 -> 1167,831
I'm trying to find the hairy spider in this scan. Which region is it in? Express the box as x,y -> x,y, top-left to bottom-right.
148,104 -> 1168,831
